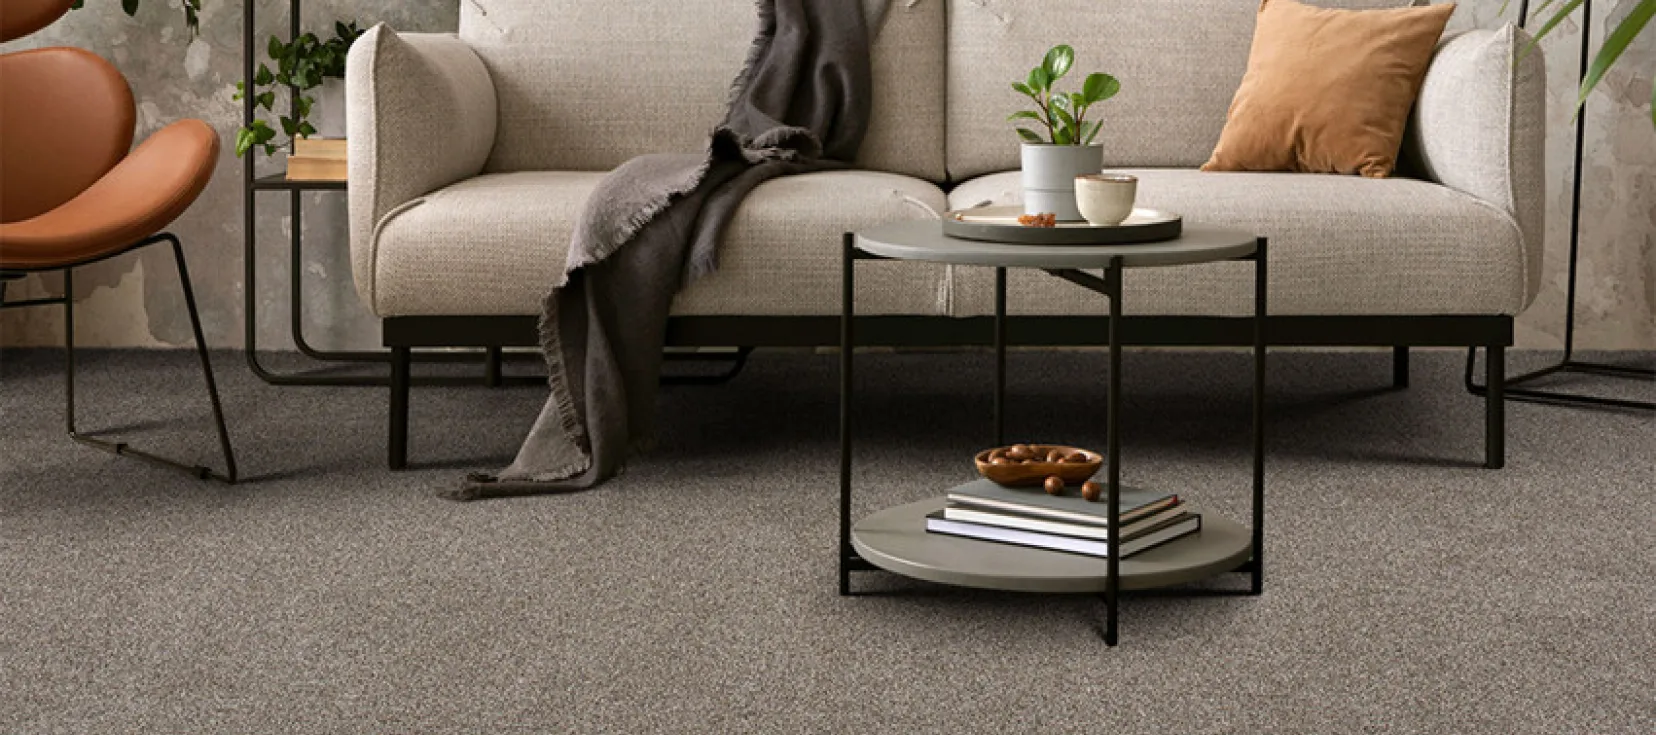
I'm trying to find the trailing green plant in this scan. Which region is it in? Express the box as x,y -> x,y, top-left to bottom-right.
70,0 -> 202,35
1008,44 -> 1121,145
1507,0 -> 1654,127
233,21 -> 364,157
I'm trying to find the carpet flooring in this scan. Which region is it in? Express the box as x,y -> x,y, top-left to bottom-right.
1,347 -> 1653,734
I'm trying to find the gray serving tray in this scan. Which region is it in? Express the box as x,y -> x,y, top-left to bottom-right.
942,205 -> 1182,245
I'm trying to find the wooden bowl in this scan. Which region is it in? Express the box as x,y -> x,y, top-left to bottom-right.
974,444 -> 1103,488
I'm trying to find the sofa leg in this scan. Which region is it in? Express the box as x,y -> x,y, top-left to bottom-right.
1485,344 -> 1505,469
484,346 -> 503,387
1392,346 -> 1409,389
389,345 -> 410,470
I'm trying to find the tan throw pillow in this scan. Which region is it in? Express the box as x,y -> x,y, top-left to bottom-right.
1202,0 -> 1455,178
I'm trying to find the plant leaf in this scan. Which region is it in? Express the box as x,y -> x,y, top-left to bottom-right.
235,128 -> 256,157
1574,0 -> 1654,116
1042,44 -> 1075,82
1082,120 -> 1102,145
1052,104 -> 1077,133
1027,67 -> 1051,94
1015,127 -> 1046,143
1011,81 -> 1035,98
1050,93 -> 1072,112
1007,110 -> 1044,122
256,91 -> 275,110
1083,73 -> 1121,104
1052,127 -> 1073,145
1519,0 -> 1584,61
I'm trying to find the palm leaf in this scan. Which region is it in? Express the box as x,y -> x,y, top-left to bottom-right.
1518,0 -> 1584,61
1574,0 -> 1655,115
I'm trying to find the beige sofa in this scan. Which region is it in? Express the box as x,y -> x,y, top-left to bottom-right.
346,0 -> 1544,469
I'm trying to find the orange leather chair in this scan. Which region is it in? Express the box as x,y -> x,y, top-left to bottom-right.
0,0 -> 236,482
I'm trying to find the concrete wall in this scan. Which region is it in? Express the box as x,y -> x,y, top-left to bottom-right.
2,0 -> 1651,350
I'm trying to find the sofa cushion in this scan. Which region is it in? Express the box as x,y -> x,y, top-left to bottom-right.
946,169 -> 1530,317
946,0 -> 1428,181
1202,0 -> 1454,178
458,0 -> 946,182
368,170 -> 949,318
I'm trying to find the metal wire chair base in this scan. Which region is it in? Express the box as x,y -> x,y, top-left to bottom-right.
2,234 -> 239,483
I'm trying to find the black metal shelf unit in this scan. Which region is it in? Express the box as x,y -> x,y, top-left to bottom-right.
1466,0 -> 1654,411
240,0 -> 516,388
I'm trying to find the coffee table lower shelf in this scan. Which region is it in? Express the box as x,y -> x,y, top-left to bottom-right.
850,498 -> 1252,594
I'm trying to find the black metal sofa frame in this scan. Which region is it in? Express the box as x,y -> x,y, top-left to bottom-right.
380,312 -> 1510,472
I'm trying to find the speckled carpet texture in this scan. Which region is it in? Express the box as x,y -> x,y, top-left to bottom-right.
2,348 -> 1652,734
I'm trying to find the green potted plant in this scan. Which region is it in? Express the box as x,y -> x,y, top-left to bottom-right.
233,21 -> 364,156
1010,44 -> 1121,221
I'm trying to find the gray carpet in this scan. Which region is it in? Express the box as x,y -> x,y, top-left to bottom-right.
2,347 -> 1653,734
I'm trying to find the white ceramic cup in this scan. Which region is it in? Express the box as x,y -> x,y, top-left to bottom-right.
1074,174 -> 1138,226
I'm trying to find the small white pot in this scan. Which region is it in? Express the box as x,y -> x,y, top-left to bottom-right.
310,77 -> 347,139
1020,143 -> 1103,221
1075,174 -> 1138,226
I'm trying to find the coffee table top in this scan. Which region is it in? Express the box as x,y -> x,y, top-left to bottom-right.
856,219 -> 1257,269
851,497 -> 1252,594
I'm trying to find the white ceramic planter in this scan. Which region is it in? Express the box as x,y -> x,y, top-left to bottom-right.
1020,143 -> 1103,221
311,77 -> 347,139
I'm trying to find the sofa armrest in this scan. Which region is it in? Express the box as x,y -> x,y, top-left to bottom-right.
1405,24 -> 1547,306
347,25 -> 496,313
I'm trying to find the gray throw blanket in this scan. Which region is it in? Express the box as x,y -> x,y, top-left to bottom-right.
453,0 -> 887,500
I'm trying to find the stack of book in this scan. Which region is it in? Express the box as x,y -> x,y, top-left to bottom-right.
285,137 -> 347,182
925,479 -> 1201,558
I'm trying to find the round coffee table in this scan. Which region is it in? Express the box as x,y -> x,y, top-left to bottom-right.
836,220 -> 1267,646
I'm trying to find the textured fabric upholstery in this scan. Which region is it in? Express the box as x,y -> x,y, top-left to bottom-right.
369,170 -> 948,317
456,0 -> 946,182
945,0 -> 1427,181
347,27 -> 496,310
1402,25 -> 1546,303
349,2 -> 1544,328
947,169 -> 1531,317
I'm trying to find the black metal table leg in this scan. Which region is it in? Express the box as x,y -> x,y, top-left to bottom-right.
1103,257 -> 1123,646
1252,239 -> 1268,594
994,267 -> 1007,446
1392,345 -> 1409,389
839,233 -> 856,596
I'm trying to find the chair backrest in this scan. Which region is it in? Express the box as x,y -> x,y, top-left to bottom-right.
0,0 -> 74,42
945,0 -> 1427,181
457,0 -> 947,182
0,14 -> 137,223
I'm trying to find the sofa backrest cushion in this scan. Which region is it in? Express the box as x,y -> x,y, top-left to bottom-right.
946,0 -> 1432,181
459,0 -> 947,182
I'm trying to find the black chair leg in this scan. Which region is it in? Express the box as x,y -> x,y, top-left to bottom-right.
62,235 -> 238,483
1392,346 -> 1409,389
389,345 -> 411,470
1485,344 -> 1505,469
